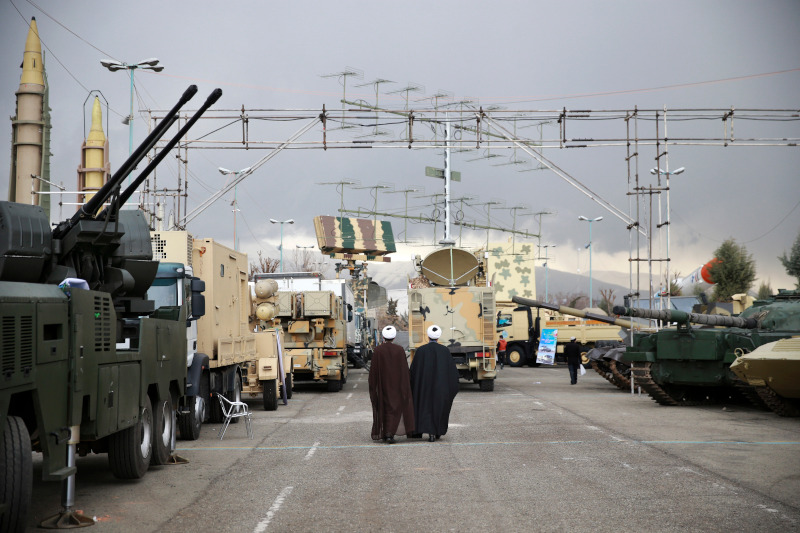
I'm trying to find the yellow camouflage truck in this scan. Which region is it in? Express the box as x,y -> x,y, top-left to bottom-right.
150,232 -> 289,433
408,247 -> 497,391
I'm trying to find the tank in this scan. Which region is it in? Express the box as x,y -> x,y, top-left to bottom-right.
510,296 -> 633,387
730,338 -> 800,416
613,289 -> 800,407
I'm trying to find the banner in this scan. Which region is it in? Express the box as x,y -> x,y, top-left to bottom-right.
536,328 -> 558,365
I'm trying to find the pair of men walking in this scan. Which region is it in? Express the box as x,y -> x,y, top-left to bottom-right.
368,324 -> 459,444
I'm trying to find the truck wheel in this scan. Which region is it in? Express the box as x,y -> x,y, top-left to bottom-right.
479,379 -> 495,392
178,395 -> 203,441
263,380 -> 278,411
108,396 -> 153,479
151,397 -> 174,465
507,347 -> 525,368
326,379 -> 341,392
281,373 -> 293,399
227,373 -> 243,424
0,416 -> 32,533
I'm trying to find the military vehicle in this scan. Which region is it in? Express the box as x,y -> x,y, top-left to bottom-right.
730,336 -> 800,417
501,298 -> 630,368
409,247 -> 497,391
255,273 -> 349,392
0,85 -> 219,528
150,233 -> 289,434
614,289 -> 800,406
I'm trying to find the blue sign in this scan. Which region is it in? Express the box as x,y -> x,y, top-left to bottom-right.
536,328 -> 558,365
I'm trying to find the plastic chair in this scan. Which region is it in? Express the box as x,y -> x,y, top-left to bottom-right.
217,394 -> 253,440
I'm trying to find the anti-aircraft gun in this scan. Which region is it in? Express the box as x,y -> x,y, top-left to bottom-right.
511,297 -> 634,389
0,86 -> 220,529
613,289 -> 800,407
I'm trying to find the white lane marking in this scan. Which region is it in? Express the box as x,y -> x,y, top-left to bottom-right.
353,383 -> 358,389
346,393 -> 353,400
610,435 -> 624,442
533,401 -> 544,406
336,405 -> 345,416
253,485 -> 294,533
586,425 -> 601,431
304,441 -> 320,461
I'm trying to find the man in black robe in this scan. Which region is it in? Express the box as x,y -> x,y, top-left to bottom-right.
409,324 -> 459,442
369,325 -> 415,444
564,336 -> 582,385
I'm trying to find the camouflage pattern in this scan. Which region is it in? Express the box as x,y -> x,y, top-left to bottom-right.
314,215 -> 396,257
486,241 -> 537,301
408,285 -> 497,389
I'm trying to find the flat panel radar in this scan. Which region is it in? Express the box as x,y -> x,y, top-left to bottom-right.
313,216 -> 396,258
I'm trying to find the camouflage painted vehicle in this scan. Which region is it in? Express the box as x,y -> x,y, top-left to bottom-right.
409,248 -> 497,391
730,338 -> 800,416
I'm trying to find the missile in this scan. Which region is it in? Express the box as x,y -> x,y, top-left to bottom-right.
9,17 -> 46,205
77,97 -> 109,210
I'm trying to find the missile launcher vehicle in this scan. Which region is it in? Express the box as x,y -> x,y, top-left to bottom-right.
614,289 -> 800,407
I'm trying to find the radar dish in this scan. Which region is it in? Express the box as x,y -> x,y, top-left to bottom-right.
421,248 -> 479,286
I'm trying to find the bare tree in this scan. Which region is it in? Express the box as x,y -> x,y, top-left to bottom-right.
598,288 -> 616,316
249,250 -> 280,278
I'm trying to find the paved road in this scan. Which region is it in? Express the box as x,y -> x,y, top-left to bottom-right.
27,365 -> 800,532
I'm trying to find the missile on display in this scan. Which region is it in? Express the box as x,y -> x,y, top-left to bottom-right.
77,97 -> 110,210
9,17 -> 51,208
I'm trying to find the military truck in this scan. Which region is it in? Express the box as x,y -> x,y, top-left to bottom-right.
0,85 -> 219,528
254,272 -> 348,392
150,233 -> 289,435
408,247 -> 497,391
496,300 -> 627,367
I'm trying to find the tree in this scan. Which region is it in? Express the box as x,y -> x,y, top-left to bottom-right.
249,250 -> 280,278
598,288 -> 616,316
708,239 -> 757,302
778,230 -> 800,288
663,271 -> 682,297
757,281 -> 773,300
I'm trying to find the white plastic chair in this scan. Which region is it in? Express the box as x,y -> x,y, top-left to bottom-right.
217,394 -> 253,440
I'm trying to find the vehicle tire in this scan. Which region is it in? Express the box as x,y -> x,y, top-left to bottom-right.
507,347 -> 525,368
227,373 -> 243,424
281,373 -> 293,399
326,379 -> 341,392
263,379 -> 278,411
108,396 -> 153,479
479,379 -> 495,392
178,394 -> 204,441
151,397 -> 174,465
208,372 -> 224,424
0,416 -> 32,533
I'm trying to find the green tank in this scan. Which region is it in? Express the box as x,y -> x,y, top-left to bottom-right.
614,289 -> 800,406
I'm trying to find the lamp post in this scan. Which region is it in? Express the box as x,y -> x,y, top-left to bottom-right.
578,215 -> 603,308
218,167 -> 250,251
538,244 -> 556,302
296,244 -> 315,272
270,218 -> 294,272
100,58 -> 164,156
650,167 -> 684,309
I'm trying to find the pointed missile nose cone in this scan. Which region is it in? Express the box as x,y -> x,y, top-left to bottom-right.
21,17 -> 44,87
87,97 -> 106,145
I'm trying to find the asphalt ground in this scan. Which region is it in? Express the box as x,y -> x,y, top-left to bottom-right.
26,364 -> 800,532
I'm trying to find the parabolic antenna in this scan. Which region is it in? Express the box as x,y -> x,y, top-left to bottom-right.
421,247 -> 479,286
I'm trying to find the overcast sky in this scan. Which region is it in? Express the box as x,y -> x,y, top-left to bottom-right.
2,0 -> 799,294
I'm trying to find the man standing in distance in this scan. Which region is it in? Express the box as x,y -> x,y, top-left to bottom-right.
564,336 -> 582,385
410,325 -> 460,442
369,326 -> 415,444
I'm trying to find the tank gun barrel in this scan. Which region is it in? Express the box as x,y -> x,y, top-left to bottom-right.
612,306 -> 758,329
97,88 -> 223,219
511,296 -> 633,328
69,85 -> 198,227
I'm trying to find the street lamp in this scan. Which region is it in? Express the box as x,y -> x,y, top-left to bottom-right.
270,218 -> 294,272
578,215 -> 603,308
219,167 -> 251,251
538,244 -> 556,302
100,58 -> 164,157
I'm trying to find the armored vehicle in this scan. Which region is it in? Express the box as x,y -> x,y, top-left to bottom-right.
730,337 -> 800,416
409,247 -> 497,391
507,297 -> 631,377
0,86 -> 219,528
614,289 -> 800,406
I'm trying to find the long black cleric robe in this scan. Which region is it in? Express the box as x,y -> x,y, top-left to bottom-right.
369,341 -> 415,440
409,341 -> 459,437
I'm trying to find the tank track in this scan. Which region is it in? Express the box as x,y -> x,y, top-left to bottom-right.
732,380 -> 769,411
609,360 -> 631,390
755,386 -> 800,417
591,360 -> 619,387
631,362 -> 712,406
